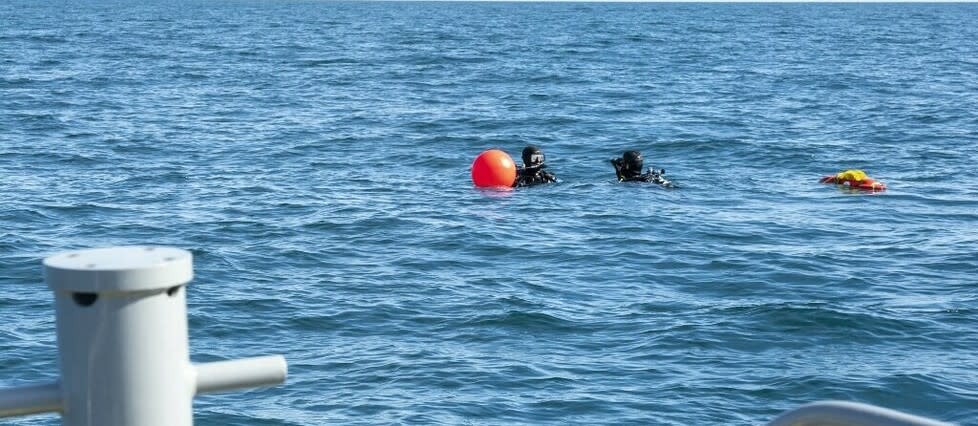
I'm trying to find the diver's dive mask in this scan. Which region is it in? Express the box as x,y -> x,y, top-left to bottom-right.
522,145 -> 546,168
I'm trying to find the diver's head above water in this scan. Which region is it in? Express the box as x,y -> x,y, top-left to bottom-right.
621,150 -> 643,174
522,145 -> 546,169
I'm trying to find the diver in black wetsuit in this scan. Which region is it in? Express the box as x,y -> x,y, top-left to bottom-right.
611,150 -> 671,186
513,145 -> 557,187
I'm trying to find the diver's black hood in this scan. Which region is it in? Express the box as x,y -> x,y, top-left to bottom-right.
622,150 -> 643,173
522,145 -> 544,167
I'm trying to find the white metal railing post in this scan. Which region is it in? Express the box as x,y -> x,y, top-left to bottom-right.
767,401 -> 953,426
0,382 -> 62,417
0,246 -> 287,425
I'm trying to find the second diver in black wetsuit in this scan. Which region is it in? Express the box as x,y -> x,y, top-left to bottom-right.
513,145 -> 557,187
611,150 -> 672,186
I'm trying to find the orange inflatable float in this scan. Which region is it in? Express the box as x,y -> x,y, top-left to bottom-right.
819,169 -> 886,191
471,149 -> 516,188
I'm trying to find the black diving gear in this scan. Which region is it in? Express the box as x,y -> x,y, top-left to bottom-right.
514,145 -> 557,187
522,145 -> 545,168
622,150 -> 643,174
611,151 -> 672,186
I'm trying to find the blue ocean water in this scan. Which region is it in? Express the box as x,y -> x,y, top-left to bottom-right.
2,1 -> 977,424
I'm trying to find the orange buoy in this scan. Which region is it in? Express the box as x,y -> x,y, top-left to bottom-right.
471,149 -> 516,188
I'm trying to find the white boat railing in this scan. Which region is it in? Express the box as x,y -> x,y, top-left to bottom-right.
768,400 -> 952,426
0,246 -> 287,425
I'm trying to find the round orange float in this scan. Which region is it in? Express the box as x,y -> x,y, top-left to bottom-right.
471,149 -> 516,188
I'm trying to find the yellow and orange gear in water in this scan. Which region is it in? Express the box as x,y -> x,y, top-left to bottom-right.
819,169 -> 886,191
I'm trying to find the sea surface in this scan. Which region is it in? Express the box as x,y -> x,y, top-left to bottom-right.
2,1 -> 977,424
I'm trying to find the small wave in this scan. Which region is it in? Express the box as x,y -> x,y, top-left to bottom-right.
458,310 -> 581,334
